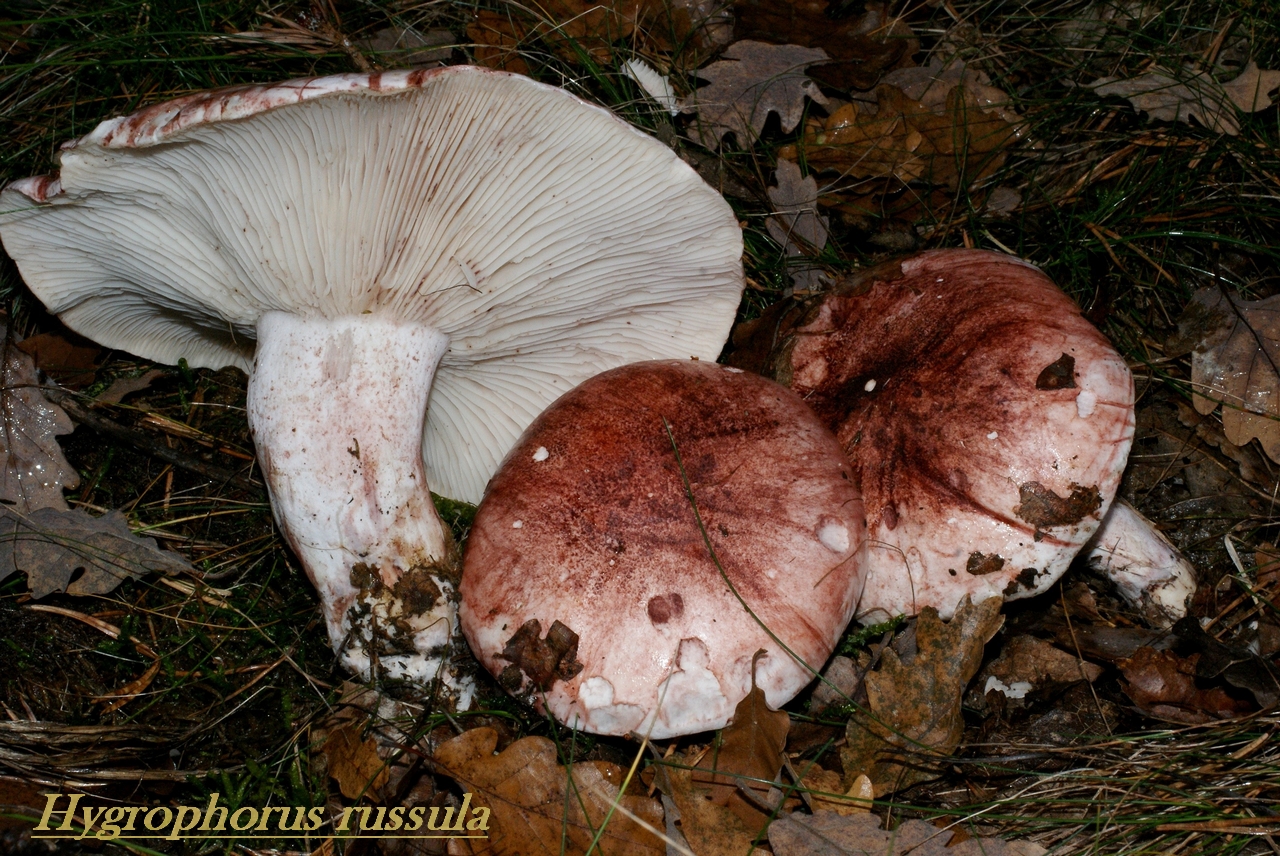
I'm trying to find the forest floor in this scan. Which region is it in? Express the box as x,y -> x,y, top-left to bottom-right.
2,0 -> 1280,853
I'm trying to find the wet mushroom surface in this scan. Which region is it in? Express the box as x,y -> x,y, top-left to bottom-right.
459,359 -> 866,738
735,249 -> 1137,622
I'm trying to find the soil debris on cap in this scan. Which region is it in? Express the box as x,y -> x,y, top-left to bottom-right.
1014,482 -> 1103,529
499,619 -> 584,692
965,552 -> 1006,576
1035,354 -> 1077,390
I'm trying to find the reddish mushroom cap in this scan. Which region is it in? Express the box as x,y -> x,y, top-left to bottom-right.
744,249 -> 1135,621
459,359 -> 865,737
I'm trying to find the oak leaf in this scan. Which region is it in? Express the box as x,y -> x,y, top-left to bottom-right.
699,650 -> 790,827
733,0 -> 917,92
0,506 -> 192,598
467,10 -> 530,75
655,653 -> 789,852
1090,61 -> 1280,136
467,0 -> 637,68
881,57 -> 1023,128
94,369 -> 165,406
767,160 -> 830,293
1,340 -> 79,512
768,160 -> 829,255
690,40 -> 830,147
360,27 -> 455,67
435,727 -> 663,855
769,811 -> 1046,856
780,80 -> 1019,190
652,755 -> 761,856
1171,287 -> 1280,462
323,721 -> 391,800
798,768 -> 873,815
468,0 -> 726,70
1117,647 -> 1253,724
15,331 -> 102,388
841,597 -> 1003,796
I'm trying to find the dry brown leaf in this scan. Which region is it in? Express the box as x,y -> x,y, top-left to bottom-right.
0,506 -> 191,598
698,650 -> 790,827
768,160 -> 828,255
769,811 -> 1046,856
1170,616 -> 1280,708
767,160 -> 830,293
653,755 -> 761,856
690,40 -> 830,147
16,331 -> 102,388
94,369 -> 166,406
1171,287 -> 1280,462
987,635 -> 1103,691
809,654 -> 864,714
468,0 -> 719,70
654,656 -> 788,852
1090,61 -> 1280,136
985,185 -> 1023,217
360,27 -> 455,67
1222,61 -> 1280,112
467,11 -> 531,74
817,186 -> 953,235
538,0 -> 641,63
1175,399 -> 1278,491
969,634 -> 1103,715
308,839 -> 336,856
1258,543 -> 1280,588
1,340 -> 78,512
798,768 -> 873,815
1117,647 -> 1254,724
1051,1 -> 1159,51
631,0 -> 734,63
880,56 -> 1022,128
324,721 -> 391,800
435,727 -> 663,855
841,597 -> 1003,796
733,0 -> 917,92
780,82 -> 1018,190
783,98 -> 906,179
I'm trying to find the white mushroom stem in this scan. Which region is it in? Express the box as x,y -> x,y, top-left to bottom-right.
246,312 -> 470,703
1082,499 -> 1196,628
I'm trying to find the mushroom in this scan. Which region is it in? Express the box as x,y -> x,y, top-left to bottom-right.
734,249 -> 1164,622
0,68 -> 744,699
459,359 -> 865,737
1080,499 -> 1196,628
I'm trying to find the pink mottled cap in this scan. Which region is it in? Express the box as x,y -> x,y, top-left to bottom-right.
0,67 -> 744,504
459,359 -> 866,738
752,249 -> 1135,622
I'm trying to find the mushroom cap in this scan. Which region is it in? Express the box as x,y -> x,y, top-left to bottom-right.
0,67 -> 744,503
459,359 -> 865,738
761,249 -> 1134,620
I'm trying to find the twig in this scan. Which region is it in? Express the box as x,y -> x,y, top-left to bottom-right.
42,386 -> 260,492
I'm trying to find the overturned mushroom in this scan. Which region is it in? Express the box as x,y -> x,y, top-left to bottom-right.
732,249 -> 1190,622
459,360 -> 865,737
0,68 -> 744,699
